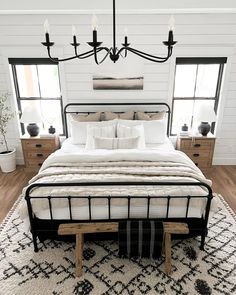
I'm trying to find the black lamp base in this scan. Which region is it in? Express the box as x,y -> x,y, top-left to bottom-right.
27,123 -> 40,137
198,122 -> 210,136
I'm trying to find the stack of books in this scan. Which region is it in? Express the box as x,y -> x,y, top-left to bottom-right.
179,131 -> 190,137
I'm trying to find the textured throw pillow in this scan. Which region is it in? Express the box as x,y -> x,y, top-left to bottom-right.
103,111 -> 134,121
118,119 -> 166,144
94,136 -> 140,149
70,112 -> 101,122
85,124 -> 116,149
117,124 -> 145,149
136,111 -> 166,121
70,119 -> 117,145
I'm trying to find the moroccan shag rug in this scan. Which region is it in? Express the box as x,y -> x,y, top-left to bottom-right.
0,195 -> 235,295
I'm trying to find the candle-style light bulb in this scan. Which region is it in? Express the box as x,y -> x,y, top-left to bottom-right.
91,14 -> 98,30
44,19 -> 50,34
168,15 -> 175,31
124,27 -> 128,37
72,25 -> 77,36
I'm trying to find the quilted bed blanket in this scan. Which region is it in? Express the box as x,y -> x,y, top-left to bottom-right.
19,148 -> 213,220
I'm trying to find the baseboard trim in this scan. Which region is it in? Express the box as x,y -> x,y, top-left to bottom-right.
16,157 -> 24,165
213,158 -> 236,165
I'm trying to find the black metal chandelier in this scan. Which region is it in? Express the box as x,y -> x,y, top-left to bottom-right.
42,0 -> 177,64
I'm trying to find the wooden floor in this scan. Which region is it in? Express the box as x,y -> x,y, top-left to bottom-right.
0,165 -> 235,223
0,166 -> 35,223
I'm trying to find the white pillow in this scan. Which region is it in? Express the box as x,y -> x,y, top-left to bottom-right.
70,119 -> 117,145
94,136 -> 140,149
85,124 -> 116,149
118,119 -> 166,144
117,124 -> 145,149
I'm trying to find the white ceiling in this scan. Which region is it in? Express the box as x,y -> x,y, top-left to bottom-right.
0,0 -> 236,13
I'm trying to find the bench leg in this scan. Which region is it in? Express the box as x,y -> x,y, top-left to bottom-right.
164,233 -> 172,275
75,233 -> 84,277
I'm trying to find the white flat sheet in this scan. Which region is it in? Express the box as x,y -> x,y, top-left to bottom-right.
35,203 -> 205,220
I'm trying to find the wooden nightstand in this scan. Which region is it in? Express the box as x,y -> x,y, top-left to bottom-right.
21,135 -> 60,171
176,133 -> 216,170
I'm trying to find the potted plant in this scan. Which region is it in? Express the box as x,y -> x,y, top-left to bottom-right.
0,93 -> 16,173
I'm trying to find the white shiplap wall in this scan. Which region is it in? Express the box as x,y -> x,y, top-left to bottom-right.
0,13 -> 236,164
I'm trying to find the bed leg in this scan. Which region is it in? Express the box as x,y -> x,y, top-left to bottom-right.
200,232 -> 206,251
32,233 -> 39,252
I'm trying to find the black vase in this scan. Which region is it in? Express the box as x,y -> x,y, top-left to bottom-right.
48,125 -> 56,134
198,122 -> 210,136
27,123 -> 39,137
181,124 -> 188,131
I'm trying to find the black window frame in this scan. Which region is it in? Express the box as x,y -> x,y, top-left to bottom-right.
9,58 -> 65,135
171,57 -> 227,136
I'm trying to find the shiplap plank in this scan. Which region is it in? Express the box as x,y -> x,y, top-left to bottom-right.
228,82 -> 236,91
1,34 -> 235,47
222,116 -> 236,124
1,24 -> 236,37
66,90 -> 167,100
225,98 -> 236,107
223,108 -> 236,116
1,14 -> 236,25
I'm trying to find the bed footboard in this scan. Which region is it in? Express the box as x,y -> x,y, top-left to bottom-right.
25,181 -> 213,252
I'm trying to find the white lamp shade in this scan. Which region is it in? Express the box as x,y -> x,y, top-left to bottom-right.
20,104 -> 42,123
195,104 -> 217,122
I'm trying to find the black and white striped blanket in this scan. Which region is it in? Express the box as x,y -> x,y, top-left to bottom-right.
118,220 -> 164,259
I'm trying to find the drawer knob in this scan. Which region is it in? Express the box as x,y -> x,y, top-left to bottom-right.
195,163 -> 198,166
35,144 -> 42,148
194,143 -> 201,147
193,153 -> 199,157
37,153 -> 43,157
38,163 -> 42,166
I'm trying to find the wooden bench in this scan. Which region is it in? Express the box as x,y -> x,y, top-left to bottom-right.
58,222 -> 189,277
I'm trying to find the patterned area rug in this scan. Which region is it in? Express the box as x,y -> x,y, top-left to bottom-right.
0,195 -> 235,295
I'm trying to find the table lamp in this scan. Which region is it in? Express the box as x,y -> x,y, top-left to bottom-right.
195,105 -> 217,136
20,104 -> 42,136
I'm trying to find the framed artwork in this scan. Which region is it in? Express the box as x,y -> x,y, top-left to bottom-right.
93,75 -> 143,90
92,56 -> 144,90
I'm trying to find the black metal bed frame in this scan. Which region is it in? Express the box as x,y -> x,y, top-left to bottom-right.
25,102 -> 213,252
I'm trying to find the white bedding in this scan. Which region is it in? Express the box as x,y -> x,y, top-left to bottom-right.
61,137 -> 175,153
19,138 -> 215,225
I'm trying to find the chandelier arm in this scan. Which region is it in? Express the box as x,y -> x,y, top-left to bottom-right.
93,47 -> 112,65
127,46 -> 172,61
46,47 -> 78,62
75,47 -> 104,59
127,47 -> 172,63
117,46 -> 128,57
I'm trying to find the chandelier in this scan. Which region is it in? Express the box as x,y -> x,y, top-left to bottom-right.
42,0 -> 177,64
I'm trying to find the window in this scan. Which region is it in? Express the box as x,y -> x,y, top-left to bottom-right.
9,58 -> 64,135
171,57 -> 226,135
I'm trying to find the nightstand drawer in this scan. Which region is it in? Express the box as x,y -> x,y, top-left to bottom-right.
26,151 -> 51,160
181,139 -> 214,150
25,159 -> 45,168
191,159 -> 211,169
22,140 -> 55,151
184,150 -> 212,159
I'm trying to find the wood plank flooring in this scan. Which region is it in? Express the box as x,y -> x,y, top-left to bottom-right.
204,165 -> 236,213
0,166 -> 35,223
0,165 -> 235,223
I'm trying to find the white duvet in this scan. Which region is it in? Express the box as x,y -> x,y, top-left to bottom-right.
19,146 -> 215,222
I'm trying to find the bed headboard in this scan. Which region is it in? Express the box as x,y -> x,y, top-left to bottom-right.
64,102 -> 171,138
